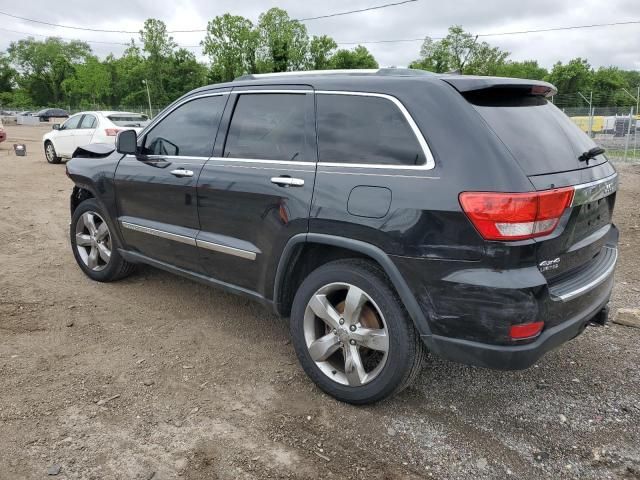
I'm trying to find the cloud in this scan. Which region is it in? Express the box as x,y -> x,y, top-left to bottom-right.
1,0 -> 638,70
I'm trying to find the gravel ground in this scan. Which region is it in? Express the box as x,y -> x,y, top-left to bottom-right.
1,124 -> 639,480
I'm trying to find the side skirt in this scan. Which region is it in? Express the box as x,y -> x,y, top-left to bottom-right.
119,249 -> 273,308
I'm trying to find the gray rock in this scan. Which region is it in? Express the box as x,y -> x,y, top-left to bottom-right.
613,309 -> 640,328
143,379 -> 155,386
476,457 -> 488,470
47,464 -> 61,475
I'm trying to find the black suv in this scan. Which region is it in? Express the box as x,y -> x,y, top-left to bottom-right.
65,69 -> 618,404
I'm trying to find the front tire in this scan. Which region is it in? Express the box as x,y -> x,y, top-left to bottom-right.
44,141 -> 60,164
70,199 -> 135,282
290,259 -> 425,404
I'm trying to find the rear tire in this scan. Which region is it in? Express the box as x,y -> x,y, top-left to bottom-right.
44,141 -> 60,164
290,259 -> 425,404
70,199 -> 136,282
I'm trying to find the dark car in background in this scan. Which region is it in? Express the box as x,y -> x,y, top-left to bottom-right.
35,108 -> 69,122
64,68 -> 618,404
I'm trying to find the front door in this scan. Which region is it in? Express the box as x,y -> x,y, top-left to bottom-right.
196,88 -> 317,297
114,92 -> 228,272
56,114 -> 83,157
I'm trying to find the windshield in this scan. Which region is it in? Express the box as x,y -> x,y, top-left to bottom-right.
108,114 -> 150,128
469,95 -> 607,176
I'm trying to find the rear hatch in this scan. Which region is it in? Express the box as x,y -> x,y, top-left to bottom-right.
446,76 -> 617,283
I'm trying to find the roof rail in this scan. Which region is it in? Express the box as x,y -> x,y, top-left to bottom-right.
235,67 -> 433,81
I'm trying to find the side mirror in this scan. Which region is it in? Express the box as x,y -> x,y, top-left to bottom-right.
52,124 -> 60,130
116,129 -> 138,155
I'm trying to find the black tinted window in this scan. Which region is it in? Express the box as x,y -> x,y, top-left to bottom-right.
79,115 -> 96,129
224,94 -> 308,161
470,98 -> 605,176
143,95 -> 225,157
317,94 -> 425,166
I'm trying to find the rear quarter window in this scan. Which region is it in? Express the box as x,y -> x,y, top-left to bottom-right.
316,93 -> 426,166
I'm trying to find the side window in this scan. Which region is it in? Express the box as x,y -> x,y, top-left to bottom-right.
142,95 -> 226,157
62,115 -> 82,130
79,114 -> 96,129
316,94 -> 426,166
223,93 -> 308,161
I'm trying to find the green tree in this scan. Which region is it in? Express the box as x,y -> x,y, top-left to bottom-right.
410,26 -> 508,74
166,48 -> 207,97
8,37 -> 91,105
62,55 -> 111,106
256,8 -> 309,72
495,60 -> 548,80
545,58 -> 593,94
202,13 -> 258,82
0,52 -> 16,93
328,45 -> 378,69
139,19 -> 177,105
308,35 -> 337,70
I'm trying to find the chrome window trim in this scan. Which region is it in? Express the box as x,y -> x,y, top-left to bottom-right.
233,89 -> 313,94
315,90 -> 436,171
195,239 -> 256,260
120,221 -> 196,246
552,247 -> 618,301
571,173 -> 618,206
209,157 -> 312,166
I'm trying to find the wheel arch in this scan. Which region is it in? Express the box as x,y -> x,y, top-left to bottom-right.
273,233 -> 432,338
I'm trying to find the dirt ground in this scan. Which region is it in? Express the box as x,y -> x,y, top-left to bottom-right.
1,124 -> 639,480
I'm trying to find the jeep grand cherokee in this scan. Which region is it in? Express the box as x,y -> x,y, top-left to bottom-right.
65,68 -> 618,404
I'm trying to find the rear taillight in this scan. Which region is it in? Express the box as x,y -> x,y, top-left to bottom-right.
510,321 -> 544,340
105,128 -> 121,136
459,187 -> 574,241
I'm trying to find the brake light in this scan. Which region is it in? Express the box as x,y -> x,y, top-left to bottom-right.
105,128 -> 121,136
459,187 -> 574,241
510,321 -> 544,340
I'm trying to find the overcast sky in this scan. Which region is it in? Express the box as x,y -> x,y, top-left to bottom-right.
1,0 -> 639,71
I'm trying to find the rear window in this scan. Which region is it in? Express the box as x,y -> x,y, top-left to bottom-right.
108,114 -> 150,127
468,94 -> 606,176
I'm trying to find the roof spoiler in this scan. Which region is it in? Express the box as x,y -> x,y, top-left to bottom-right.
440,76 -> 557,97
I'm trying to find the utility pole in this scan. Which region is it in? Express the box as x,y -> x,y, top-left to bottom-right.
142,79 -> 153,118
578,91 -> 593,137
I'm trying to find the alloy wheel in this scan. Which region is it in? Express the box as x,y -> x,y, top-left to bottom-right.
75,211 -> 111,271
45,144 -> 55,162
303,282 -> 390,386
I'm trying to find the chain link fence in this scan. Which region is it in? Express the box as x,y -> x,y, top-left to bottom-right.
552,89 -> 639,163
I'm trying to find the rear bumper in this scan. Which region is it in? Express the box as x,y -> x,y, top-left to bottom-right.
425,275 -> 612,370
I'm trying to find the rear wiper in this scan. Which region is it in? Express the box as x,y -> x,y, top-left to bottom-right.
579,146 -> 605,162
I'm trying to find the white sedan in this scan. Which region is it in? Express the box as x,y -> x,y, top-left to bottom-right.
43,111 -> 150,164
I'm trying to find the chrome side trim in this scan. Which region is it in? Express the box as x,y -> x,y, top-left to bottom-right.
120,221 -> 196,246
553,247 -> 618,301
196,239 -> 256,260
571,173 -> 618,206
208,157 -> 313,166
315,90 -> 436,171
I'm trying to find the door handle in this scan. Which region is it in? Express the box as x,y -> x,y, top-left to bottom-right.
271,176 -> 304,187
170,168 -> 194,178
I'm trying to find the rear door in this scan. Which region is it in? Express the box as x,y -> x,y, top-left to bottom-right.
196,87 -> 316,296
114,92 -> 228,272
466,89 -> 617,280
